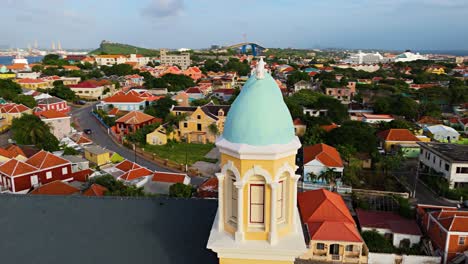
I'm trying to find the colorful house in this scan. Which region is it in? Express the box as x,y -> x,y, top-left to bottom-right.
36,110 -> 71,140
146,124 -> 179,145
377,128 -> 421,157
417,205 -> 468,264
35,96 -> 71,114
0,103 -> 32,130
207,59 -> 307,263
100,91 -> 146,111
183,66 -> 202,80
171,102 -> 230,144
293,118 -> 307,137
114,111 -> 160,136
0,151 -> 74,193
303,143 -> 344,181
426,65 -> 446,75
84,145 -> 111,166
298,189 -> 368,263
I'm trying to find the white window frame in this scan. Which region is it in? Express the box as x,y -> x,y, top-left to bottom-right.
226,174 -> 237,225
459,236 -> 466,245
249,183 -> 265,226
46,171 -> 52,179
62,167 -> 68,175
30,175 -> 39,186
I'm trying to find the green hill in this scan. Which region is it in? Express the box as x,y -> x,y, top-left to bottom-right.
90,40 -> 159,56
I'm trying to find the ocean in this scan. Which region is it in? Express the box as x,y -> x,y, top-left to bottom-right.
0,56 -> 43,65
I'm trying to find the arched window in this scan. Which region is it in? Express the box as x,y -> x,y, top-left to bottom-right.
248,175 -> 266,227
226,171 -> 237,226
277,178 -> 287,224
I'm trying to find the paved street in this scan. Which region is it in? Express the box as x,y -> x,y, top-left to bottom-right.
72,104 -> 207,186
394,159 -> 455,206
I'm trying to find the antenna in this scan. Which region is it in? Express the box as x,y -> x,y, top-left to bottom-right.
242,33 -> 247,43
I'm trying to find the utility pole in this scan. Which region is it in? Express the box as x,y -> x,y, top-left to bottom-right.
133,143 -> 137,163
412,162 -> 420,198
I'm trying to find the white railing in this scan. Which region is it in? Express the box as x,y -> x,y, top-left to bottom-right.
302,182 -> 352,194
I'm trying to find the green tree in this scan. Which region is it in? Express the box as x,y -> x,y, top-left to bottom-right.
49,81 -> 77,101
287,70 -> 310,87
223,58 -> 250,76
169,183 -> 193,198
208,123 -> 219,136
325,121 -> 377,154
203,59 -> 223,72
319,168 -> 340,188
13,95 -> 37,108
101,64 -> 137,76
11,114 -> 60,151
0,79 -> 22,100
32,65 -> 44,72
87,175 -> 147,196
144,96 -> 178,119
160,74 -> 195,92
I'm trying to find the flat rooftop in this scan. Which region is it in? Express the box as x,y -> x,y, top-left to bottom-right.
418,142 -> 468,162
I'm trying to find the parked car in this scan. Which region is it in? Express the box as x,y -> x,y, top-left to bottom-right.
84,129 -> 92,135
74,100 -> 87,105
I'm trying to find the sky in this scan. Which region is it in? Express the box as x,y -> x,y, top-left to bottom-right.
1,0 -> 468,51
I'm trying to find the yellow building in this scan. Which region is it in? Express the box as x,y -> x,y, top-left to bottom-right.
0,104 -> 32,131
426,65 -> 446,75
171,103 -> 230,144
0,73 -> 16,79
84,145 -> 111,166
146,124 -> 179,145
15,78 -> 52,90
207,58 -> 307,264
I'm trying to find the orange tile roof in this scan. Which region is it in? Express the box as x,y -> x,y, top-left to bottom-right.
30,180 -> 80,195
26,150 -> 70,169
115,111 -> 156,125
417,116 -> 442,125
377,129 -> 420,142
298,189 -> 355,224
303,143 -> 343,167
16,78 -> 48,84
108,108 -> 120,116
320,123 -> 338,132
115,160 -> 141,172
0,159 -> 38,176
430,210 -> 468,232
102,93 -> 144,103
83,183 -> 108,196
362,113 -> 393,119
4,145 -> 26,158
298,189 -> 361,242
7,63 -> 28,70
120,167 -> 153,181
152,172 -> 187,183
75,135 -> 92,145
37,109 -> 69,119
97,55 -> 126,59
62,65 -> 80,71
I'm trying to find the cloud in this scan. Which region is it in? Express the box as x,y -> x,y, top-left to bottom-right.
141,0 -> 184,18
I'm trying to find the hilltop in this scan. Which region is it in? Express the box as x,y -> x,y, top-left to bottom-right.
89,40 -> 159,56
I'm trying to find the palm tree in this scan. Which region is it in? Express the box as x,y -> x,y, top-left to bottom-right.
319,168 -> 340,191
306,172 -> 318,183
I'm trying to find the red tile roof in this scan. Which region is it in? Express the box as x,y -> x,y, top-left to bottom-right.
293,118 -> 305,126
108,108 -> 120,116
102,93 -> 144,103
0,145 -> 26,159
29,180 -> 80,195
120,167 -> 153,181
152,172 -> 187,183
303,143 -> 343,167
68,81 -> 100,88
83,184 -> 108,196
377,129 -> 420,142
115,111 -> 157,125
115,160 -> 141,172
356,209 -> 422,236
186,87 -> 202,94
298,189 -> 362,242
26,150 -> 70,170
197,177 -> 218,198
0,103 -> 31,114
37,109 -> 69,119
0,159 -> 38,176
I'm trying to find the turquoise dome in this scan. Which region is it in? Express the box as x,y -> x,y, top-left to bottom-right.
223,73 -> 294,146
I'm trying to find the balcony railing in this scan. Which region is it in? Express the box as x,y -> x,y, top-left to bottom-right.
302,183 -> 352,194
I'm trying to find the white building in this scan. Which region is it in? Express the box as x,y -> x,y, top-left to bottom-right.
418,142 -> 468,189
394,51 -> 428,62
345,51 -> 388,64
303,107 -> 328,117
424,125 -> 460,142
303,143 -> 344,181
160,49 -> 191,70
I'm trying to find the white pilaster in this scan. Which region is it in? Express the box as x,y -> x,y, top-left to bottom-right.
215,172 -> 225,232
269,181 -> 279,245
234,181 -> 244,242
292,174 -> 301,232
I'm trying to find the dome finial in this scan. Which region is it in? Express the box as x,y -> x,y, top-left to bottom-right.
256,56 -> 266,79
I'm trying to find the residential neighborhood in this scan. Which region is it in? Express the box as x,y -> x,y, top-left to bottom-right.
0,3 -> 467,262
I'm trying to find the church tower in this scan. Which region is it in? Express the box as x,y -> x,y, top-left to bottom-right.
207,58 -> 306,264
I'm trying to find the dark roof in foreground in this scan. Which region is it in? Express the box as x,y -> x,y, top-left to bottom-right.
0,195 -> 218,264
418,142 -> 468,162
